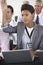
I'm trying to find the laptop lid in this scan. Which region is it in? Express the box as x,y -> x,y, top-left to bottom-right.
2,49 -> 33,63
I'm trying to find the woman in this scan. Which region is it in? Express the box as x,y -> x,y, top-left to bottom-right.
3,4 -> 43,50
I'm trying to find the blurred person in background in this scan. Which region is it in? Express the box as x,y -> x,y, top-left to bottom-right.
0,0 -> 9,61
1,0 -> 17,50
34,0 -> 43,25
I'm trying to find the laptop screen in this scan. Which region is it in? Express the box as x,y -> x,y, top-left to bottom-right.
2,49 -> 33,63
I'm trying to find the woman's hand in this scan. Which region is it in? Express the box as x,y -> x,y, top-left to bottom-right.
1,0 -> 7,12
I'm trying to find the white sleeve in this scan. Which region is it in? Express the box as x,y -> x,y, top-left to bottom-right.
0,30 -> 9,51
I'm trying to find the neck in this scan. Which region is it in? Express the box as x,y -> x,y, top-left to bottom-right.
26,21 -> 35,28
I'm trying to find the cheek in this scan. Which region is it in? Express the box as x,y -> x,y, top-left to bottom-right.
35,8 -> 38,12
7,13 -> 10,16
27,16 -> 31,20
35,7 -> 40,11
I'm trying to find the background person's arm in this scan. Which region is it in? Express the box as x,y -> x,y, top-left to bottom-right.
1,0 -> 7,25
2,25 -> 17,33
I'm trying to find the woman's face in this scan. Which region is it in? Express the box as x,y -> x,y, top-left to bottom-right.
6,8 -> 13,21
21,10 -> 34,25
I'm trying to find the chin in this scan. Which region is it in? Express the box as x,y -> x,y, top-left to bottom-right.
25,23 -> 29,26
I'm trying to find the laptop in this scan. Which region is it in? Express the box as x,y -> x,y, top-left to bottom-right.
36,50 -> 43,62
2,49 -> 33,63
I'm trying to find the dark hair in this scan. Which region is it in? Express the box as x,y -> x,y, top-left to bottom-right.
21,4 -> 35,14
7,5 -> 14,13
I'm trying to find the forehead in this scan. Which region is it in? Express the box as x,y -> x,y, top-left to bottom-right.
7,8 -> 11,12
35,1 -> 41,6
21,10 -> 31,14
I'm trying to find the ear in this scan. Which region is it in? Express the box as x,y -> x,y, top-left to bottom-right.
11,12 -> 14,17
32,12 -> 35,16
12,12 -> 14,15
41,6 -> 43,9
32,12 -> 35,19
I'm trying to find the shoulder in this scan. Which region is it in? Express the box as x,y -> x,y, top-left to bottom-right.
33,24 -> 43,35
17,22 -> 25,26
34,24 -> 43,30
35,24 -> 43,34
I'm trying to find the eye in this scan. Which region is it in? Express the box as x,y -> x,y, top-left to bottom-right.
25,14 -> 28,16
22,14 -> 24,16
38,5 -> 40,7
7,11 -> 10,13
